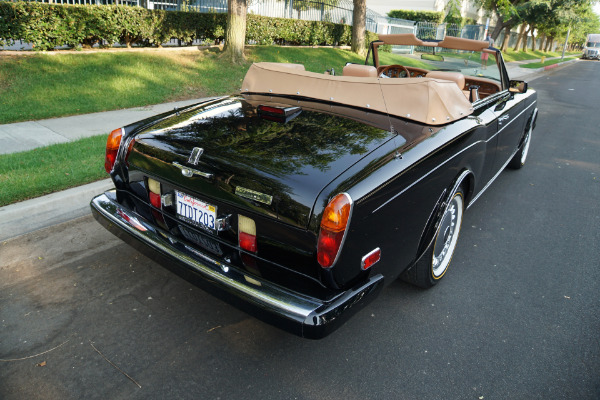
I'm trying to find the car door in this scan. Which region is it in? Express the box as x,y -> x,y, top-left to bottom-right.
492,91 -> 526,171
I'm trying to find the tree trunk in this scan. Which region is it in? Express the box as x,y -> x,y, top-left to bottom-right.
223,0 -> 247,64
501,26 -> 511,52
521,24 -> 529,51
539,34 -> 546,52
530,24 -> 536,51
351,0 -> 366,57
490,20 -> 504,41
514,24 -> 525,51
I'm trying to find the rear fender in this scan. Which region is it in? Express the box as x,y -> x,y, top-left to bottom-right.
415,170 -> 473,262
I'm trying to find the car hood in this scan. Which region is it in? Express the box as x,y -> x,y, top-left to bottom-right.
126,96 -> 396,229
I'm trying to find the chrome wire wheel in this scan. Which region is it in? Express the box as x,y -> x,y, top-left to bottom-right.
431,192 -> 464,279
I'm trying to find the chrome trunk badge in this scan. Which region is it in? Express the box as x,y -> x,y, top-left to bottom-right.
188,147 -> 204,165
235,187 -> 273,205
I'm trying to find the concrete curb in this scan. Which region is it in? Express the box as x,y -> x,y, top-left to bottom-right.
529,57 -> 579,74
0,179 -> 113,242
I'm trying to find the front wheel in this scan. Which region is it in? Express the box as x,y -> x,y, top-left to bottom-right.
401,187 -> 465,288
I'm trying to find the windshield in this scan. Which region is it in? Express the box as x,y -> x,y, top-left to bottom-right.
379,46 -> 502,83
586,42 -> 600,48
421,48 -> 501,82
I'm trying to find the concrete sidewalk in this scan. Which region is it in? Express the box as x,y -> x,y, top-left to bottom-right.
0,58 -> 579,242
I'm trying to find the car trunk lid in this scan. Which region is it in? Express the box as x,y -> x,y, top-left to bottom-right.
126,96 -> 395,229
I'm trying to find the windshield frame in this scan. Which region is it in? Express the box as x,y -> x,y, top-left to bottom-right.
366,38 -> 508,92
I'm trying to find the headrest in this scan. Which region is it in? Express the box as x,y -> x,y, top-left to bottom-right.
343,64 -> 378,78
426,71 -> 466,90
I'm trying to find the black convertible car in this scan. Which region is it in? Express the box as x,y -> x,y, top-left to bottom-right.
91,34 -> 538,338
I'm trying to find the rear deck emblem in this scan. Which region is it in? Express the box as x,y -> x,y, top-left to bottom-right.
235,187 -> 273,205
188,147 -> 204,165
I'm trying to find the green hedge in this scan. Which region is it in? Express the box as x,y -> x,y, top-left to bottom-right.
387,9 -> 444,23
0,2 -> 376,50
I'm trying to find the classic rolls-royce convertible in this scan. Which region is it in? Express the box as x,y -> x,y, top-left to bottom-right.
91,34 -> 538,339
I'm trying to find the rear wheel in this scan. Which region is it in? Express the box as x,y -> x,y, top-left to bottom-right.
401,187 -> 465,288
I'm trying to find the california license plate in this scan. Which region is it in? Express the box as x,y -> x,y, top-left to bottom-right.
175,191 -> 217,231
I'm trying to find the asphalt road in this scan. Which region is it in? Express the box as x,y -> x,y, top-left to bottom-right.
1,61 -> 599,400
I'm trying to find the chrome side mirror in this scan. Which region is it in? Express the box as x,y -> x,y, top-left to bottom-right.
509,80 -> 528,93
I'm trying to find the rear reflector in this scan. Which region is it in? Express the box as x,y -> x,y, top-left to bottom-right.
117,209 -> 147,232
361,248 -> 381,270
258,105 -> 285,115
238,215 -> 257,252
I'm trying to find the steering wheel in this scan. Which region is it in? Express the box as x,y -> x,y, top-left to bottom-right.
379,64 -> 410,78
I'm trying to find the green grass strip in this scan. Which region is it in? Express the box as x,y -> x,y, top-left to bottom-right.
520,57 -> 576,69
0,135 -> 107,207
501,50 -> 579,62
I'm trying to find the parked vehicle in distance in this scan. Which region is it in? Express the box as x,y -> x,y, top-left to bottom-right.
582,33 -> 600,60
91,34 -> 538,339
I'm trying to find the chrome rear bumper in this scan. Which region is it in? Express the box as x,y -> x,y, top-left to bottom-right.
90,190 -> 383,339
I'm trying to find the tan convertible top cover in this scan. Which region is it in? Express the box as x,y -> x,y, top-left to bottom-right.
241,62 -> 473,125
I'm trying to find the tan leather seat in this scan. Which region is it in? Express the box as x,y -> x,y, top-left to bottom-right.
426,71 -> 471,100
425,71 -> 466,90
343,64 -> 378,77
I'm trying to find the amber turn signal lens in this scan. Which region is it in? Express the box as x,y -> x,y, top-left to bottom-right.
320,193 -> 352,232
104,128 -> 123,173
317,193 -> 352,268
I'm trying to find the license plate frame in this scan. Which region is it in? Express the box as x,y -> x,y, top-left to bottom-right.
175,191 -> 217,232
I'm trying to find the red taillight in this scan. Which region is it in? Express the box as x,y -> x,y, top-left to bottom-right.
239,231 -> 257,252
104,128 -> 123,173
238,215 -> 257,253
149,192 -> 161,209
317,193 -> 352,268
